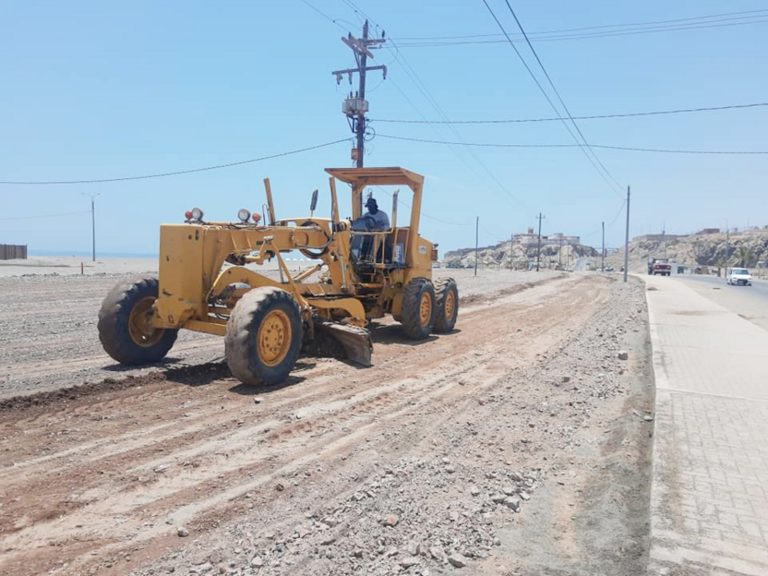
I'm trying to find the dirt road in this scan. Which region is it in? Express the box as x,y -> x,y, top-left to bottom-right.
0,271 -> 653,575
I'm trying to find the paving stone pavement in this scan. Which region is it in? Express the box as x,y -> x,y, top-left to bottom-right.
645,276 -> 768,576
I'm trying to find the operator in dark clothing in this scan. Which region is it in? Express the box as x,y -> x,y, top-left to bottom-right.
350,197 -> 390,263
363,197 -> 389,230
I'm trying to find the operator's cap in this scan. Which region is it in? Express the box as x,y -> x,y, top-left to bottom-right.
366,197 -> 378,209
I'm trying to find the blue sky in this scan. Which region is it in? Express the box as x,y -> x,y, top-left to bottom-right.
1,0 -> 767,256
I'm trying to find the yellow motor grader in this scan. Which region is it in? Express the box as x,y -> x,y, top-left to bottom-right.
98,167 -> 458,386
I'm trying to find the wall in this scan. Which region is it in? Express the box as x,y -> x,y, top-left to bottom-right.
0,244 -> 28,260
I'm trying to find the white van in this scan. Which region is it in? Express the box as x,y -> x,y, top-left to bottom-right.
726,267 -> 752,286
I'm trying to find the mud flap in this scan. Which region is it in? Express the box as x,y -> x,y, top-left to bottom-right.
312,320 -> 372,367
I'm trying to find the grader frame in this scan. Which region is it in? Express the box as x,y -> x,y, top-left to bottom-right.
97,167 -> 459,386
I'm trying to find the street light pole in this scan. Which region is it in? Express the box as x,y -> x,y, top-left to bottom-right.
91,197 -> 96,262
82,192 -> 99,262
474,216 -> 479,277
601,221 -> 605,272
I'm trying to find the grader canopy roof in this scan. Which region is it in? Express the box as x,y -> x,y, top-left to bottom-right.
325,167 -> 424,188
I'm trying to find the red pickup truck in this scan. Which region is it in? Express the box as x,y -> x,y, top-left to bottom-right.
648,258 -> 672,276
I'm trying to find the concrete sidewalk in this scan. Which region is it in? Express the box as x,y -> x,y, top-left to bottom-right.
645,275 -> 768,575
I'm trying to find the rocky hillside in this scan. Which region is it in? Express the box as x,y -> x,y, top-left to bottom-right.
607,227 -> 768,273
444,240 -> 597,270
444,227 -> 768,274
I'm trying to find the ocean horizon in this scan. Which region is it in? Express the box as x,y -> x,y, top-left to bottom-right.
29,249 -> 158,259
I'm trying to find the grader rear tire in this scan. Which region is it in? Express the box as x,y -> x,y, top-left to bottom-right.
98,277 -> 178,365
400,278 -> 436,340
225,287 -> 303,386
433,277 -> 458,333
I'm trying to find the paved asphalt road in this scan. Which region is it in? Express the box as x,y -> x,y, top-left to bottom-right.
674,274 -> 768,331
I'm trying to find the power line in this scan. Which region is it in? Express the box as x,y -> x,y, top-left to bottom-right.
395,10 -> 768,46
481,0 -> 623,198
397,8 -> 768,39
379,133 -> 768,155
369,184 -> 472,227
298,0 -> 348,32
583,198 -> 627,238
336,2 -> 527,208
606,199 -> 628,227
592,144 -> 768,155
339,0 -> 370,26
0,138 -> 351,185
396,20 -> 768,47
378,133 -> 768,154
502,0 -> 624,193
386,46 -> 524,205
371,101 -> 768,125
332,20 -> 387,168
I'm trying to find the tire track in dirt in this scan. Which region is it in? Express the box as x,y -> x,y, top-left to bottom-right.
0,274 -> 611,575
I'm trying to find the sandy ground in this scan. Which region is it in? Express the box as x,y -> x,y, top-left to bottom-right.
0,257 -> 159,277
0,261 -> 653,575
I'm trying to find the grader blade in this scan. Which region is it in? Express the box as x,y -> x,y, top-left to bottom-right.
313,320 -> 372,366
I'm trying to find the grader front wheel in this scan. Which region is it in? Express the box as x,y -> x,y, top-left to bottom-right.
98,277 -> 178,365
400,278 -> 436,340
225,287 -> 303,386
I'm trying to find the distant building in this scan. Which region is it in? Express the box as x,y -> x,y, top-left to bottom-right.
695,228 -> 721,235
514,231 -> 581,247
0,244 -> 27,260
636,234 -> 683,242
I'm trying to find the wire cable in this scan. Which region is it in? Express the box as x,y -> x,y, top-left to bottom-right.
0,138 -> 351,185
502,0 -> 625,193
397,9 -> 768,40
395,9 -> 768,46
371,101 -> 768,124
298,0 -> 358,33
378,133 -> 768,154
369,184 -> 472,227
336,1 -> 528,208
481,0 -> 623,197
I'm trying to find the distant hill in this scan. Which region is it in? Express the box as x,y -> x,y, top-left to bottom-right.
443,235 -> 597,270
443,226 -> 768,274
607,227 -> 768,273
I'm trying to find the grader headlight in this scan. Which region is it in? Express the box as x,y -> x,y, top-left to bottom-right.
237,208 -> 251,223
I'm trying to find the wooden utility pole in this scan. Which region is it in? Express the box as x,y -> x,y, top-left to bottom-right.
332,21 -> 386,167
474,216 -> 479,276
623,187 -> 630,283
535,212 -> 545,272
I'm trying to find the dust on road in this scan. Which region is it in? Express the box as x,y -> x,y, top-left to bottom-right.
0,271 -> 653,575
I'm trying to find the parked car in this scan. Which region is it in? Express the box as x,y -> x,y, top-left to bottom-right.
726,267 -> 752,286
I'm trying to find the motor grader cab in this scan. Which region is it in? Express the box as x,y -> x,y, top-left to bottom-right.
98,167 -> 458,386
